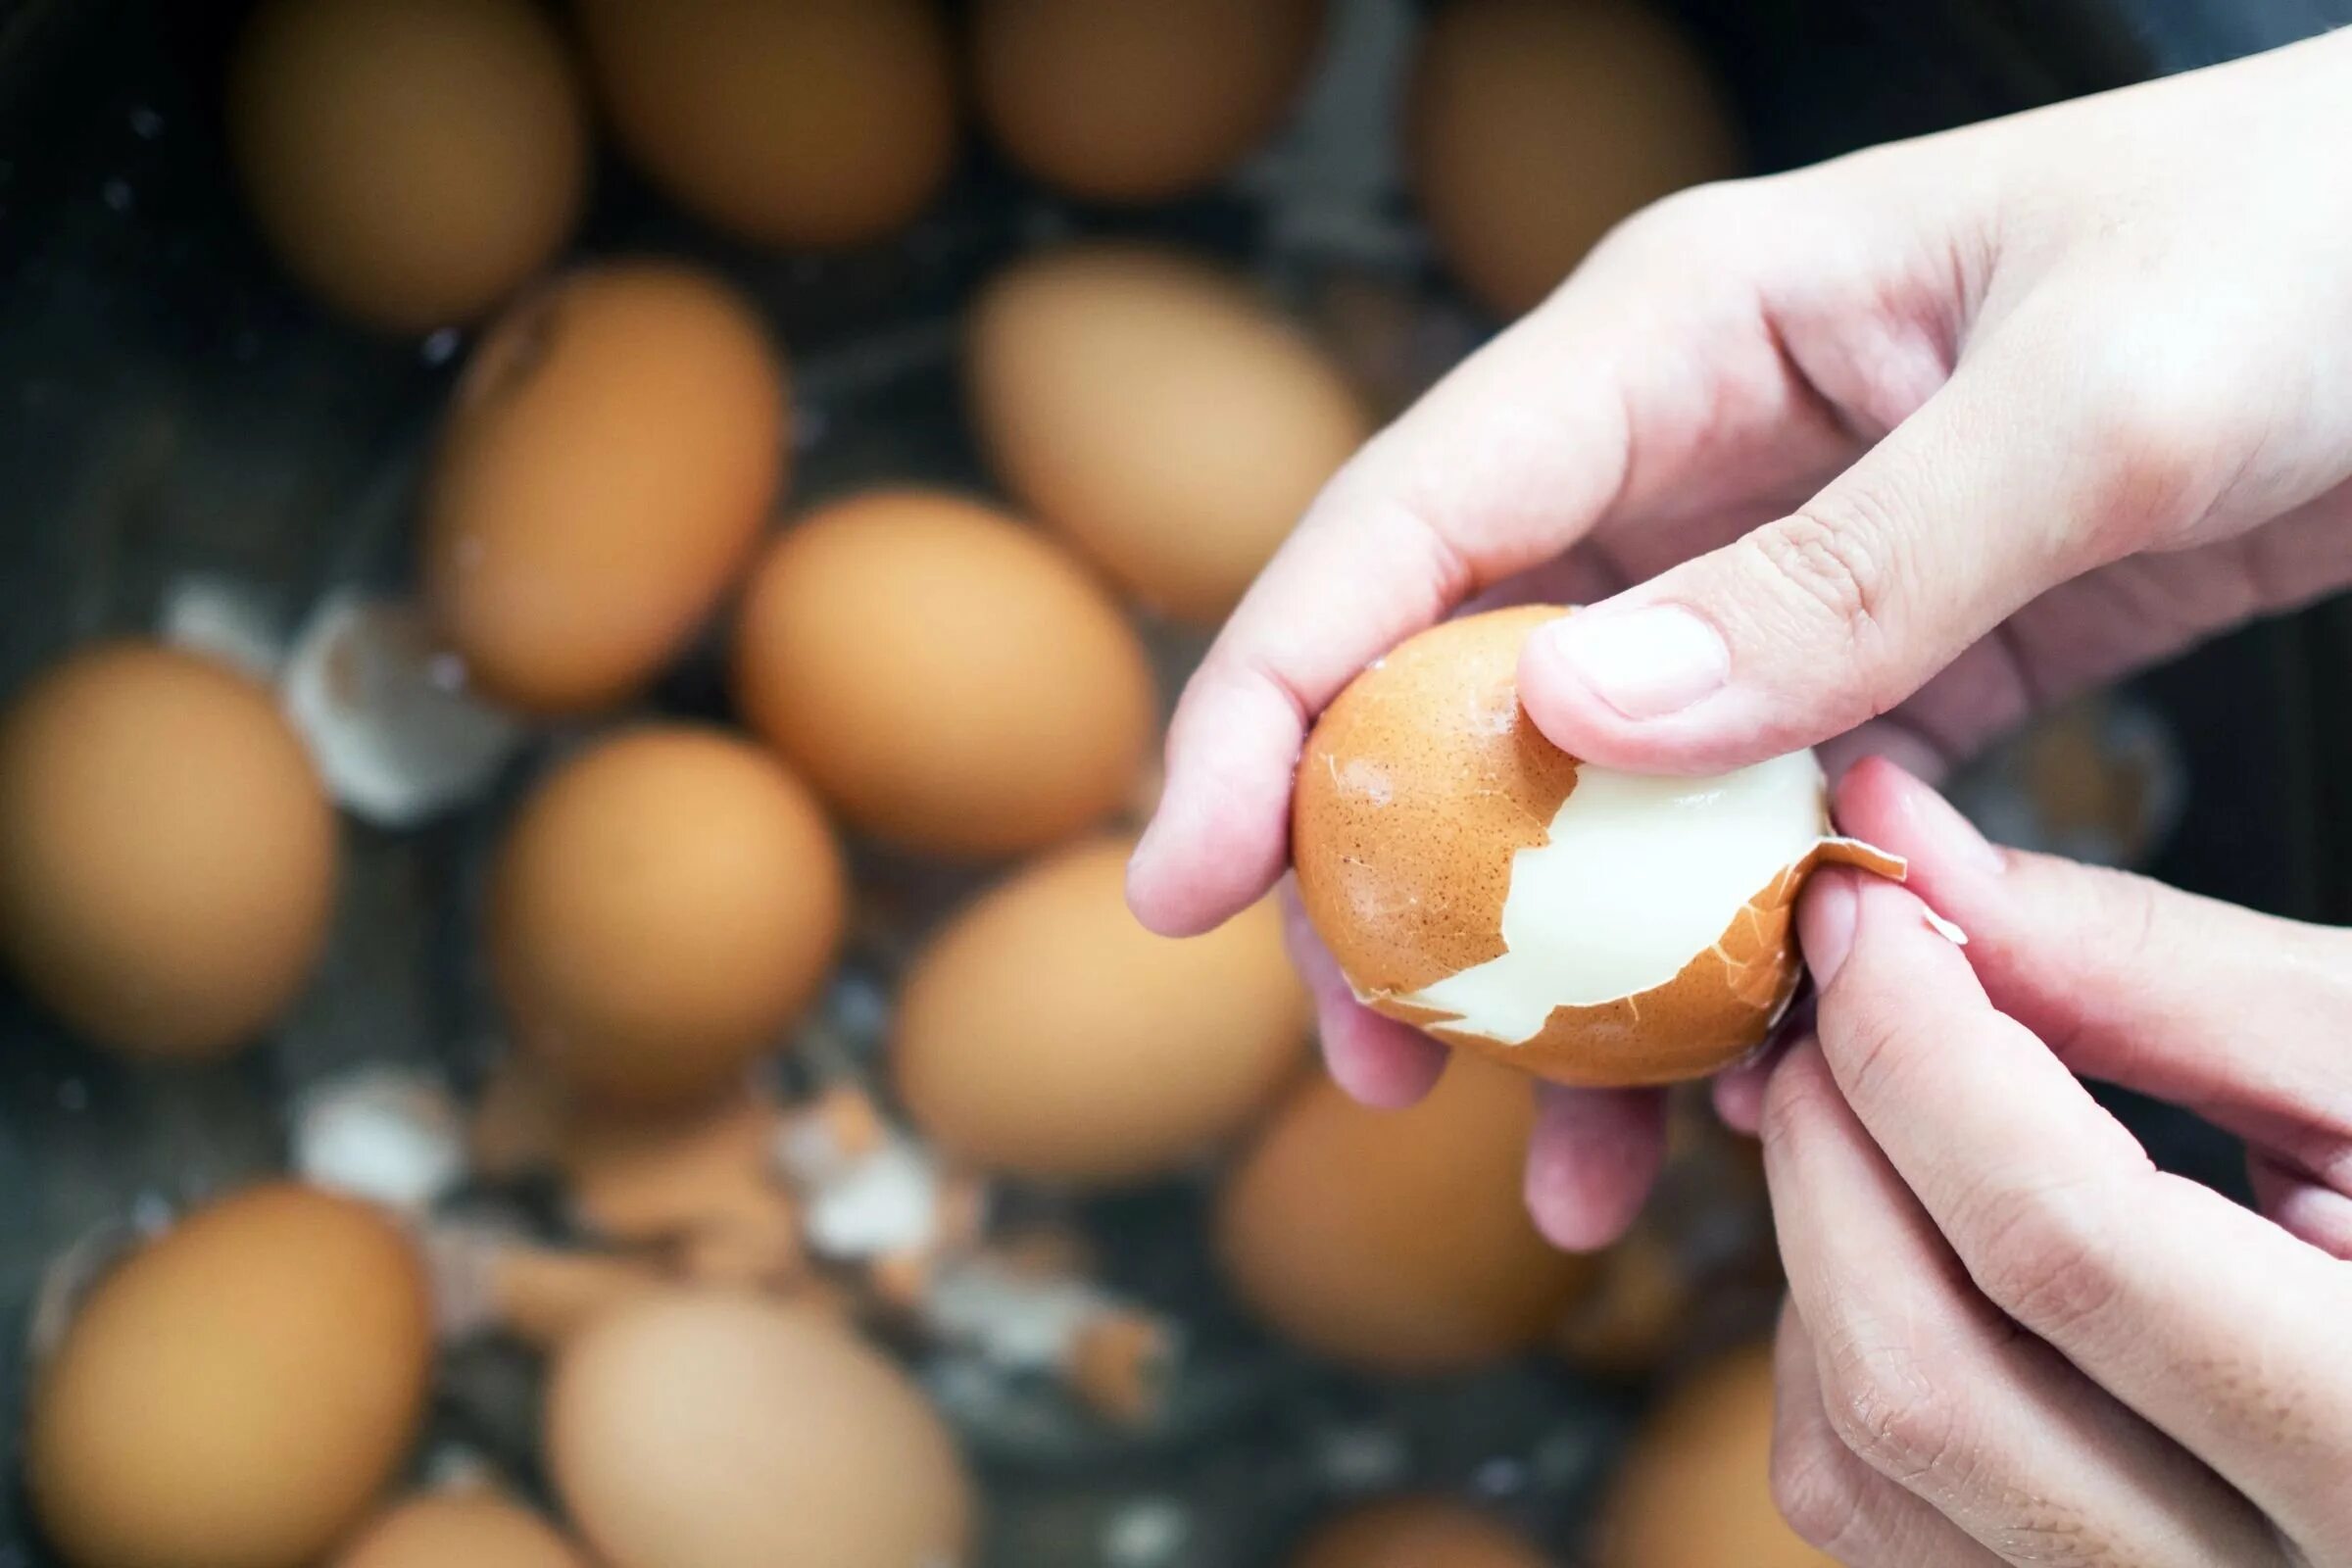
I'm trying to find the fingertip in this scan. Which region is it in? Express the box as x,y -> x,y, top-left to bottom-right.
1320,998 -> 1448,1108
1524,1085 -> 1665,1251
1713,1057 -> 1775,1136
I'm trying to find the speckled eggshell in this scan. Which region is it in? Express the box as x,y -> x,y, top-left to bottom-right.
1292,606 -> 1895,1088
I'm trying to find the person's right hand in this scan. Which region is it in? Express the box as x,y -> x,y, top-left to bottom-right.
1128,26 -> 2352,1249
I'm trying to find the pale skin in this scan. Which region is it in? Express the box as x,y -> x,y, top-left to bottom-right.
1128,24 -> 2352,1568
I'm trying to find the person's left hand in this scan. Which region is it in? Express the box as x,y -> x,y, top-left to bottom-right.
1757,756 -> 2352,1567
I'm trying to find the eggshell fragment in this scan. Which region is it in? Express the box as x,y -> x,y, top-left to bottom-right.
27,1183 -> 434,1568
423,263 -> 788,715
1294,1498 -> 1549,1568
335,1494 -> 589,1568
548,1294 -> 972,1568
1408,0 -> 1738,316
228,0 -> 588,330
1292,607 -> 1900,1088
968,245 -> 1369,623
490,727 -> 845,1110
576,0 -> 957,248
893,837 -> 1309,1184
1216,1054 -> 1595,1373
1597,1342 -> 1834,1568
972,0 -> 1328,203
0,641 -> 337,1060
732,489 -> 1154,858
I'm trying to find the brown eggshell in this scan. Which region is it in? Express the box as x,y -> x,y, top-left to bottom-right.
731,489 -> 1155,858
1597,1341 -> 1834,1568
0,642 -> 338,1060
423,263 -> 788,715
490,727 -> 845,1110
1408,0 -> 1739,317
1216,1054 -> 1595,1373
972,0 -> 1328,203
1293,606 -> 1899,1088
482,1245 -> 673,1351
893,836 -> 1309,1184
27,1184 -> 434,1568
335,1494 -> 589,1568
228,0 -> 588,331
1293,1498 -> 1550,1568
576,0 -> 957,249
548,1294 -> 972,1568
968,244 -> 1370,623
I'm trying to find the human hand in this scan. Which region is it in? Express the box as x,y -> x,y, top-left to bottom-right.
1759,757 -> 2352,1566
1129,27 -> 2352,1247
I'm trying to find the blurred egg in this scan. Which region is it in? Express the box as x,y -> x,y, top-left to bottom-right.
27,1184 -> 434,1568
548,1293 -> 972,1568
1294,1498 -> 1550,1568
228,0 -> 588,331
1217,1054 -> 1595,1373
336,1494 -> 588,1568
491,727 -> 845,1109
0,642 -> 337,1059
423,263 -> 788,715
731,489 -> 1154,858
576,0 -> 957,248
1598,1341 -> 1832,1568
969,244 -> 1369,623
894,836 -> 1308,1184
972,0 -> 1327,202
1291,607 -> 1899,1088
1408,0 -> 1739,316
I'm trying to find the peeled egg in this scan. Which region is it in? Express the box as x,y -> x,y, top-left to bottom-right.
1292,606 -> 1900,1089
1294,1498 -> 1549,1568
0,642 -> 337,1059
336,1494 -> 588,1568
27,1184 -> 434,1568
1408,0 -> 1739,316
1217,1054 -> 1594,1373
968,244 -> 1369,623
548,1294 -> 972,1568
894,836 -> 1309,1184
227,0 -> 588,331
732,489 -> 1154,858
491,727 -> 845,1109
1598,1341 -> 1832,1568
423,262 -> 788,715
972,0 -> 1327,203
576,0 -> 957,248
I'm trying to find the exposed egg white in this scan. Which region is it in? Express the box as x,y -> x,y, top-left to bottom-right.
1397,750 -> 1828,1044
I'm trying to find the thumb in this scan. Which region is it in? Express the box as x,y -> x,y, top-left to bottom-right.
1515,318 -> 2173,774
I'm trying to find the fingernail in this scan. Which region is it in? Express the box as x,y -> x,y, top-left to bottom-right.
1536,607 -> 1729,721
1800,871 -> 1858,987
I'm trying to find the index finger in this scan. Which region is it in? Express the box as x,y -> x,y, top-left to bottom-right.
1801,868 -> 2352,1550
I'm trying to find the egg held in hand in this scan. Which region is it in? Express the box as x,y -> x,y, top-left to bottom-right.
1291,607 -> 1901,1088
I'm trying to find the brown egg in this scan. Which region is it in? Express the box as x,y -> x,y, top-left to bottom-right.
0,642 -> 337,1060
894,837 -> 1308,1184
731,489 -> 1154,858
969,245 -> 1369,623
491,727 -> 845,1110
423,263 -> 788,715
228,0 -> 588,331
1291,607 -> 1898,1089
1408,0 -> 1739,316
548,1294 -> 972,1568
27,1184 -> 434,1568
1598,1342 -> 1832,1568
1217,1054 -> 1594,1373
972,0 -> 1327,203
1294,1498 -> 1551,1568
336,1494 -> 588,1568
576,0 -> 957,249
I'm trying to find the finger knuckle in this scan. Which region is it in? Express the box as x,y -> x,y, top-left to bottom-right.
1963,1177 -> 2122,1340
1746,502 -> 1898,657
2066,342 -> 2248,558
1589,178 -> 1765,270
1827,990 -> 1921,1108
1817,1337 -> 1964,1486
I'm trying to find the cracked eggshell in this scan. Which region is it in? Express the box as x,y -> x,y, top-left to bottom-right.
1292,606 -> 1899,1089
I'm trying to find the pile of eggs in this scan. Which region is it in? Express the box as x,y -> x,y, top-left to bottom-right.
0,1 -> 1825,1566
